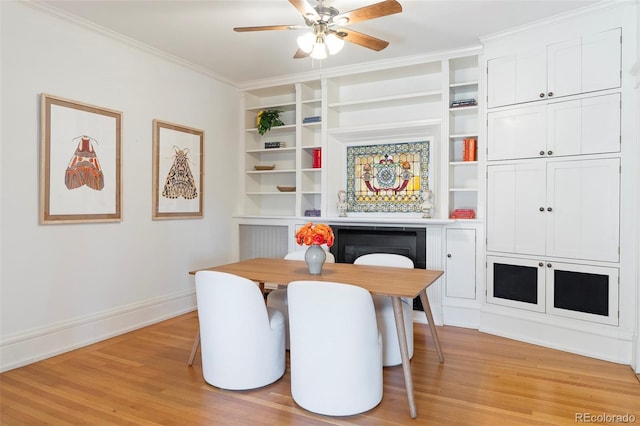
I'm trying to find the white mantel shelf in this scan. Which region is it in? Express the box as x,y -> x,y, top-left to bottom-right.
234,215 -> 458,226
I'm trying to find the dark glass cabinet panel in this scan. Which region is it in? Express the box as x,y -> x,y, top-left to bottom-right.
553,270 -> 609,316
493,263 -> 538,304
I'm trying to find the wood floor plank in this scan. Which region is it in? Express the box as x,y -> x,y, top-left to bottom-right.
1,312 -> 638,425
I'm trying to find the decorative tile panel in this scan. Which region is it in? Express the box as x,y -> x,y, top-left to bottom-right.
346,141 -> 430,213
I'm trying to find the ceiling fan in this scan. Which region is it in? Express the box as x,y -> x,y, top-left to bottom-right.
233,0 -> 403,60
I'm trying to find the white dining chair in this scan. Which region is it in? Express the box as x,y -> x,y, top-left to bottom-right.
354,253 -> 415,367
195,270 -> 286,390
266,249 -> 335,349
287,280 -> 383,416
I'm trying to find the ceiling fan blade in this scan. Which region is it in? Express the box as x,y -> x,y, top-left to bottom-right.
289,0 -> 320,21
294,49 -> 310,59
339,28 -> 389,51
234,25 -> 305,32
335,0 -> 402,25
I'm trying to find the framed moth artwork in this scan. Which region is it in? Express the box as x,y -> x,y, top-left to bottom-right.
152,119 -> 204,220
40,94 -> 122,224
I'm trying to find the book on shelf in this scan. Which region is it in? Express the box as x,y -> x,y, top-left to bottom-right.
450,209 -> 476,219
450,98 -> 477,108
462,138 -> 477,162
303,115 -> 321,123
264,141 -> 287,149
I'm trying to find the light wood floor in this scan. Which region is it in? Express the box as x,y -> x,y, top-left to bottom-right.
1,311 -> 639,425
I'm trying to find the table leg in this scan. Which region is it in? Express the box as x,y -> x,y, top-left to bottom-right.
419,290 -> 444,363
188,330 -> 200,366
391,296 -> 417,419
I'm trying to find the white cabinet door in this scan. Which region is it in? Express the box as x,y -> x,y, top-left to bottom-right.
445,229 -> 476,299
487,47 -> 546,108
490,93 -> 620,160
582,28 -> 621,93
547,38 -> 582,99
546,158 -> 620,262
488,105 -> 546,160
486,255 -> 546,313
487,163 -> 546,255
545,261 -> 619,325
487,28 -> 621,109
547,93 -> 620,157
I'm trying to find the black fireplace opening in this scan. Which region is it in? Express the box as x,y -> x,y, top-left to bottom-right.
329,225 -> 427,310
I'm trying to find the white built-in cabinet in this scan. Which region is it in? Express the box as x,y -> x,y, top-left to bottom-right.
447,56 -> 480,217
241,54 -> 482,220
487,158 -> 620,262
487,27 -> 621,108
487,92 -> 620,161
485,25 -> 623,327
487,255 -> 619,325
242,82 -> 322,217
445,228 -> 476,299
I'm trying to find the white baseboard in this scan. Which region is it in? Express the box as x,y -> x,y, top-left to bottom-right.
479,306 -> 633,365
0,290 -> 196,372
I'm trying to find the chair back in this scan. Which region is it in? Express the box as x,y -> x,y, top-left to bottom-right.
195,270 -> 285,390
354,253 -> 414,268
287,280 -> 382,416
284,249 -> 335,263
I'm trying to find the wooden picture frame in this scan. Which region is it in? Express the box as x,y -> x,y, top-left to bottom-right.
40,94 -> 122,224
152,120 -> 204,220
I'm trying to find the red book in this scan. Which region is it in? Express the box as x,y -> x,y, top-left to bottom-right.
468,138 -> 477,161
312,148 -> 321,168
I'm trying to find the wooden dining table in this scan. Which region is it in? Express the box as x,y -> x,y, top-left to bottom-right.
189,257 -> 444,418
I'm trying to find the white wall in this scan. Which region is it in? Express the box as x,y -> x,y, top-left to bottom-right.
0,2 -> 240,371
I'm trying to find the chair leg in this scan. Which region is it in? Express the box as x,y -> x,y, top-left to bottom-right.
188,330 -> 200,366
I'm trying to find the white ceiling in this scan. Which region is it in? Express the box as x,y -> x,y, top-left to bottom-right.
40,0 -> 602,87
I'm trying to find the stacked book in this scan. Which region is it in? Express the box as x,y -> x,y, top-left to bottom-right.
462,138 -> 477,161
264,141 -> 287,149
303,116 -> 321,124
450,98 -> 477,108
450,209 -> 476,219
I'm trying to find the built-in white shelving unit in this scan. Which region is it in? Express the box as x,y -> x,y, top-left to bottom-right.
447,56 -> 480,219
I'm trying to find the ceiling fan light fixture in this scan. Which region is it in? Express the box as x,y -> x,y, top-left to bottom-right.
325,32 -> 344,55
310,35 -> 328,59
297,32 -> 316,53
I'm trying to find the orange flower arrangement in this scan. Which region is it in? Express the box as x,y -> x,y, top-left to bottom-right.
295,222 -> 334,247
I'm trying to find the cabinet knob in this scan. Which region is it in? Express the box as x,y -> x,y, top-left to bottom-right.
547,207 -> 553,212
538,262 -> 544,267
539,150 -> 545,156
447,254 -> 452,258
539,207 -> 545,212
539,93 -> 545,98
547,150 -> 553,156
548,92 -> 554,97
547,263 -> 552,268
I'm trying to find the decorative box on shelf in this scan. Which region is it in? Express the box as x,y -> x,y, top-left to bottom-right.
264,141 -> 287,149
450,209 -> 476,219
450,99 -> 477,108
304,209 -> 321,217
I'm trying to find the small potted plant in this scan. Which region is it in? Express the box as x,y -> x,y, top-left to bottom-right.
256,110 -> 284,135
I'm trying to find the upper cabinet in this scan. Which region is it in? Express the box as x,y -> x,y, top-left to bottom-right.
487,92 -> 620,161
487,27 -> 621,108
